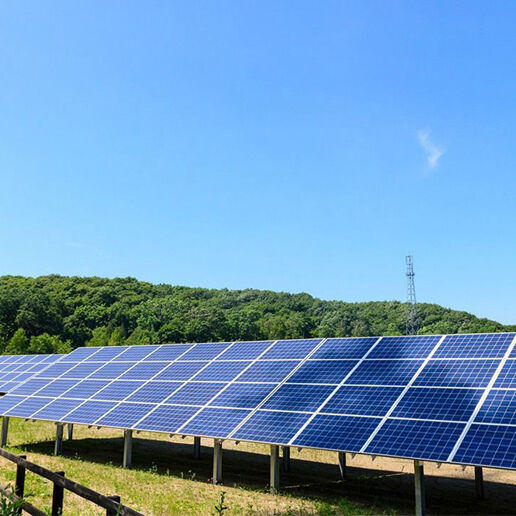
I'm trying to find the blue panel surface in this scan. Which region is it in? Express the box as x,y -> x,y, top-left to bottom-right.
62,347 -> 101,361
95,403 -> 154,427
179,343 -> 231,361
39,363 -> 77,378
311,337 -> 378,359
137,405 -> 199,433
165,382 -> 227,406
7,397 -> 52,418
365,419 -> 465,461
218,341 -> 274,360
61,363 -> 103,378
238,361 -> 300,382
194,361 -> 252,382
119,362 -> 169,380
84,347 -> 129,361
114,345 -> 160,361
287,360 -> 358,385
0,395 -> 25,413
415,360 -> 500,388
9,379 -> 51,395
435,333 -> 515,359
62,380 -> 111,399
475,390 -> 516,425
92,381 -> 144,401
233,410 -> 311,444
126,381 -> 184,403
37,380 -> 79,397
142,345 -> 192,362
65,400 -> 116,424
89,363 -> 132,380
261,339 -> 321,360
392,387 -> 483,422
153,361 -> 207,381
262,384 -> 334,412
209,383 -> 276,409
294,414 -> 381,452
33,399 -> 82,420
180,407 -> 251,438
345,360 -> 423,386
494,361 -> 516,388
323,386 -> 403,417
368,336 -> 440,359
453,424 -> 516,469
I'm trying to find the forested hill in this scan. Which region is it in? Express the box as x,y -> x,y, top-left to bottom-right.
0,275 -> 513,355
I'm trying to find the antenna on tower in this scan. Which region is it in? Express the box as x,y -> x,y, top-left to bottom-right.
405,255 -> 419,335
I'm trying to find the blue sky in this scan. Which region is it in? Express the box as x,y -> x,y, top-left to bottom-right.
1,2 -> 515,324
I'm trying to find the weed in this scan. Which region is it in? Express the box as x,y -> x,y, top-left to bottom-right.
214,491 -> 228,516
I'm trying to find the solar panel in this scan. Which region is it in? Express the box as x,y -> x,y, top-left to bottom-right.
2,333 -> 516,472
0,354 -> 64,392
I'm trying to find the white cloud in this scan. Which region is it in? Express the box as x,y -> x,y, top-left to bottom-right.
417,129 -> 445,169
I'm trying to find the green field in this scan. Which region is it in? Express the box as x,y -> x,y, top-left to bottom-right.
0,418 -> 401,515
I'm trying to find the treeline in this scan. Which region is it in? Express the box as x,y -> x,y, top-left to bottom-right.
0,275 -> 513,354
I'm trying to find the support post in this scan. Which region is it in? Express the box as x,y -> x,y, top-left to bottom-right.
123,429 -> 133,468
282,446 -> 290,472
338,452 -> 347,479
414,460 -> 426,516
67,423 -> 74,440
270,445 -> 280,493
51,471 -> 65,516
193,436 -> 201,459
213,439 -> 222,484
1,416 -> 9,447
475,466 -> 484,500
54,423 -> 64,456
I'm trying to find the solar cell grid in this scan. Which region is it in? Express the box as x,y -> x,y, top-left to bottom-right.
494,361 -> 516,388
153,361 -> 207,381
218,341 -> 274,360
435,333 -> 515,359
126,381 -> 184,403
293,414 -> 380,451
178,343 -> 232,361
95,403 -> 155,428
262,384 -> 334,412
209,383 -> 276,409
119,362 -> 168,380
91,381 -> 145,401
193,361 -> 252,382
237,360 -> 301,383
415,360 -> 500,388
137,404 -> 199,433
180,407 -> 251,438
33,399 -> 82,421
7,397 -> 53,418
165,382 -> 227,406
365,419 -> 466,461
392,387 -> 483,422
453,424 -> 516,469
287,360 -> 358,385
475,390 -> 516,425
368,335 -> 440,359
345,360 -> 423,386
322,386 -> 403,417
232,410 -> 311,444
310,337 -> 378,359
261,339 -> 321,360
64,400 -> 116,424
141,345 -> 192,362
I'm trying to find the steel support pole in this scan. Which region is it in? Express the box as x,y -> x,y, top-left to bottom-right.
475,466 -> 484,500
213,439 -> 222,484
270,445 -> 280,493
54,423 -> 64,456
414,460 -> 426,516
338,452 -> 347,479
1,416 -> 9,447
67,423 -> 74,440
194,436 -> 201,459
123,429 -> 133,468
282,446 -> 290,472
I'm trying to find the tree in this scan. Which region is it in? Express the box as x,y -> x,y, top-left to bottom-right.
4,329 -> 30,354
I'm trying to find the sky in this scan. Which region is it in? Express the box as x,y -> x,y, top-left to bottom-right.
0,1 -> 515,324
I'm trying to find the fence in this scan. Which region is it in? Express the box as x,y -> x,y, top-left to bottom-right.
0,447 -> 144,516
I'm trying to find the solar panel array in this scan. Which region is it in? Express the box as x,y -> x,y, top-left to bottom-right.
1,333 -> 516,471
0,354 -> 64,393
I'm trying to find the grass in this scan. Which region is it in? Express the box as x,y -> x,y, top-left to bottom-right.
0,419 -> 397,515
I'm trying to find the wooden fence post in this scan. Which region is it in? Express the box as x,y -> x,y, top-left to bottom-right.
52,471 -> 65,516
14,455 -> 26,516
107,495 -> 121,516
